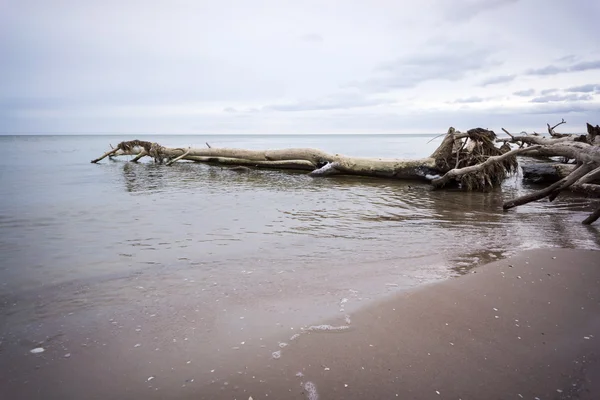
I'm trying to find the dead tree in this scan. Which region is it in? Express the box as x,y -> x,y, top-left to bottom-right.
91,122 -> 600,224
431,122 -> 600,224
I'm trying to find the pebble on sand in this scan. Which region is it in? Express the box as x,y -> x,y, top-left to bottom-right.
30,348 -> 44,354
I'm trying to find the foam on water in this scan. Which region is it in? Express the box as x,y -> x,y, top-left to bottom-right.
303,381 -> 319,400
305,324 -> 350,332
272,350 -> 281,359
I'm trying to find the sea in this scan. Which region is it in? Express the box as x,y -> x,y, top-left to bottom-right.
0,134 -> 599,353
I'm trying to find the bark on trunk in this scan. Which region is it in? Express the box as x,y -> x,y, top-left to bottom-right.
92,142 -> 439,181
91,122 -> 600,224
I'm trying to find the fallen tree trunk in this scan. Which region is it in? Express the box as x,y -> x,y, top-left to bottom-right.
520,158 -> 576,184
432,122 -> 600,223
91,122 -> 600,224
91,142 -> 440,181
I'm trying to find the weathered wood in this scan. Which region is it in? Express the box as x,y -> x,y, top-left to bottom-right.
431,146 -> 538,188
503,164 -> 595,209
130,150 -> 148,163
91,148 -> 119,163
547,118 -> 567,137
520,158 -> 576,184
91,122 -> 600,224
582,206 -> 600,225
93,141 -> 440,180
166,149 -> 190,166
185,156 -> 316,170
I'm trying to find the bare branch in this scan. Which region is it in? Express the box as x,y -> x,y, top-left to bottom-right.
431,145 -> 540,188
577,166 -> 600,184
91,148 -> 119,163
454,139 -> 468,169
426,134 -> 444,144
130,150 -> 148,163
166,148 -> 191,166
504,163 -> 595,209
582,205 -> 600,225
501,128 -> 514,139
547,118 -> 566,137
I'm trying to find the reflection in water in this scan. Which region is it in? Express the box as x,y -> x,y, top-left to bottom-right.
0,135 -> 599,327
114,160 -> 599,265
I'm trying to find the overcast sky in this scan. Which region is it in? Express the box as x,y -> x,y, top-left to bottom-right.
1,0 -> 599,134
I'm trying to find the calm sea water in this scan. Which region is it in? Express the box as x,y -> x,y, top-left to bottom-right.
0,134 -> 599,328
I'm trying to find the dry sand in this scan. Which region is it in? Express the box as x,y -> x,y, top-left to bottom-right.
1,248 -> 599,399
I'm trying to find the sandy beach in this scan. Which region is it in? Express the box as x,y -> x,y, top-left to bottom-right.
1,248 -> 599,399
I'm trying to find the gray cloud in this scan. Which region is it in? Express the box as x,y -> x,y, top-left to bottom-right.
300,33 -> 324,44
479,74 -> 516,86
523,101 -> 598,115
266,93 -> 393,112
530,93 -> 593,103
555,54 -> 578,63
1,0 -> 599,134
352,45 -> 500,93
513,89 -> 535,97
526,60 -> 600,76
527,65 -> 562,76
540,88 -> 558,95
565,84 -> 600,93
453,96 -> 486,103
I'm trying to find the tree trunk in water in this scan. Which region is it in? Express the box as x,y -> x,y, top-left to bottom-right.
90,122 -> 600,224
91,141 -> 440,181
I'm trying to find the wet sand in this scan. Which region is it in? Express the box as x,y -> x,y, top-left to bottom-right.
1,248 -> 599,399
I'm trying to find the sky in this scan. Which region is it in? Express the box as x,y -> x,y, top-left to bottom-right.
1,0 -> 599,134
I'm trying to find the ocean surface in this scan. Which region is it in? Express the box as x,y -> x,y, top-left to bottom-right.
0,134 -> 599,340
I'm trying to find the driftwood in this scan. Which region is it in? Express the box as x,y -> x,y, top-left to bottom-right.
520,158 -> 576,184
431,122 -> 600,224
91,122 -> 600,224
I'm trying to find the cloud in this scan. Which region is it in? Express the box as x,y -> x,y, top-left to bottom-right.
527,65 -> 562,76
1,0 -> 599,134
479,75 -> 516,86
300,33 -> 324,44
351,45 -> 500,93
442,0 -> 520,22
570,60 -> 600,72
526,60 -> 600,76
554,54 -> 579,63
565,84 -> 600,93
453,96 -> 486,103
540,88 -> 558,95
513,89 -> 535,97
530,93 -> 593,103
523,101 -> 598,115
266,92 -> 393,112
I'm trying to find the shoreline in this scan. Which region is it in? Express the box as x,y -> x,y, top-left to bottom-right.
1,248 -> 599,399
189,248 -> 600,400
